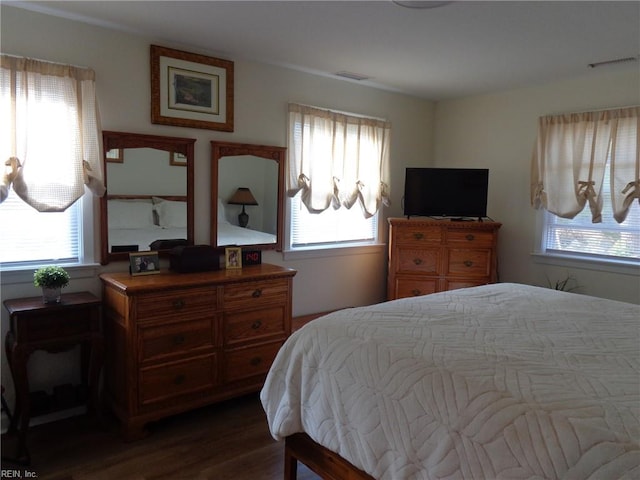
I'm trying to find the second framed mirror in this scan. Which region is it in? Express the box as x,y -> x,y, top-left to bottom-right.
211,141 -> 286,251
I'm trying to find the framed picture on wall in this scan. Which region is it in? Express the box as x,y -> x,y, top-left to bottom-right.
150,44 -> 234,132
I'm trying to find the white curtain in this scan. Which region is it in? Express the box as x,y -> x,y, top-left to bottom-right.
287,103 -> 391,218
531,106 -> 639,223
1,55 -> 105,211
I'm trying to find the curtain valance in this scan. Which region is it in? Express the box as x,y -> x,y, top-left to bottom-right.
531,106 -> 639,223
287,103 -> 391,218
1,55 -> 105,211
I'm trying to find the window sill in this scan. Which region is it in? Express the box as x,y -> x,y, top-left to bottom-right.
0,263 -> 102,287
531,252 -> 639,276
283,243 -> 387,261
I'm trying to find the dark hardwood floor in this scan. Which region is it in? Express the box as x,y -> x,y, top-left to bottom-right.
1,393 -> 320,480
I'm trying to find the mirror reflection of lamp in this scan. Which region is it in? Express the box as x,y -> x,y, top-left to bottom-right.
228,187 -> 258,228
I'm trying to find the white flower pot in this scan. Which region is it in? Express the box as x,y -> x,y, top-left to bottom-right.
42,287 -> 61,304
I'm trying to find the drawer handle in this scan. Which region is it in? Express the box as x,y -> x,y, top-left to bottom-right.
250,357 -> 262,366
173,335 -> 185,345
413,258 -> 423,265
174,374 -> 186,385
413,232 -> 424,240
411,289 -> 422,296
252,289 -> 262,298
466,234 -> 475,241
464,260 -> 474,267
172,299 -> 185,309
251,320 -> 262,330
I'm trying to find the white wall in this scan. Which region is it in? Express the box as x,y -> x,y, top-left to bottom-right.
0,5 -> 433,424
433,69 -> 640,304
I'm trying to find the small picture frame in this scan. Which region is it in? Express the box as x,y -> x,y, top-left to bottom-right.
170,151 -> 188,166
105,148 -> 123,163
225,247 -> 242,269
129,251 -> 161,276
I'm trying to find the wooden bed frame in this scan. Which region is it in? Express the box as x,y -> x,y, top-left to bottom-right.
284,433 -> 375,480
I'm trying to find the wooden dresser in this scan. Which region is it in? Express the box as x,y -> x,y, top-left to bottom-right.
99,263 -> 296,440
387,218 -> 501,300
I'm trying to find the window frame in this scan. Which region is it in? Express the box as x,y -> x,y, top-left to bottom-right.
283,196 -> 386,259
534,152 -> 639,268
285,104 -> 390,254
533,210 -> 639,274
0,192 -> 98,273
286,192 -> 383,250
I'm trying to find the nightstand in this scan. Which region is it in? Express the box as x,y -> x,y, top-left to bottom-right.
3,291 -> 103,464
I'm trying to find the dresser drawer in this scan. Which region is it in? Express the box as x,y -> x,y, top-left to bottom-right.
446,249 -> 492,276
138,318 -> 217,363
223,341 -> 282,382
224,306 -> 286,346
394,277 -> 439,298
396,248 -> 441,274
447,229 -> 495,247
223,279 -> 289,310
393,226 -> 442,246
135,286 -> 217,323
139,354 -> 217,406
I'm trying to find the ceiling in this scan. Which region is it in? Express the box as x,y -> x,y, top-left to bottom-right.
8,0 -> 640,100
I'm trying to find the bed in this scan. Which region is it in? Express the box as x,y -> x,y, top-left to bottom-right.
261,283 -> 640,480
216,198 -> 277,246
217,221 -> 277,246
107,195 -> 187,252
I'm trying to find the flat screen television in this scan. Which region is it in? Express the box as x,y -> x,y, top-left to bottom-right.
403,167 -> 489,218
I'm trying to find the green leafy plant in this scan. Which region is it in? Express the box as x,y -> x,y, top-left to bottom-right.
33,266 -> 70,289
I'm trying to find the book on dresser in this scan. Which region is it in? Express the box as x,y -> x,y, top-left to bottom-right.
99,263 -> 296,440
387,217 -> 501,300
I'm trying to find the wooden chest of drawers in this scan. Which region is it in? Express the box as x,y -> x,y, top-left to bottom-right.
387,218 -> 500,300
100,264 -> 296,440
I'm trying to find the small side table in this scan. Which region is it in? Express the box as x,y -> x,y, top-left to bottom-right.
3,291 -> 103,464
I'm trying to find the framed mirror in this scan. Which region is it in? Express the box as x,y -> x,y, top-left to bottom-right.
211,141 -> 286,251
100,131 -> 195,264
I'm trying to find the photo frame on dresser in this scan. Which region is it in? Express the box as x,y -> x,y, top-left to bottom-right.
129,251 -> 160,276
225,247 -> 242,269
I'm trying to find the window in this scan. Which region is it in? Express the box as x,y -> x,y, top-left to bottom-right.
0,189 -> 90,267
542,164 -> 639,261
289,195 -> 378,248
0,55 -> 103,268
532,107 -> 639,263
286,104 -> 390,250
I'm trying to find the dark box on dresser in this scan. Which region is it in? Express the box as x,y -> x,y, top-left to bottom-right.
169,245 -> 222,272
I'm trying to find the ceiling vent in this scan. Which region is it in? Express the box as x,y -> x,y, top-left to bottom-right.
335,71 -> 371,81
392,1 -> 452,9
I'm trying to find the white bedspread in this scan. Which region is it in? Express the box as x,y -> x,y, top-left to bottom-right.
217,222 -> 276,246
261,283 -> 640,479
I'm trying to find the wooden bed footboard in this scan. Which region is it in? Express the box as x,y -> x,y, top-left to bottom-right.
284,433 -> 375,480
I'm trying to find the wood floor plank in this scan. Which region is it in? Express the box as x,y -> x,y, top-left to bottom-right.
1,394 -> 320,480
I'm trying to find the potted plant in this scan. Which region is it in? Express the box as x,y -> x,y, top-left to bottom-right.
34,266 -> 70,303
